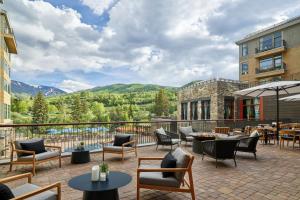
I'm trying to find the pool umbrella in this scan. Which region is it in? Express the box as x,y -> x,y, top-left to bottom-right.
279,93 -> 300,101
234,81 -> 300,141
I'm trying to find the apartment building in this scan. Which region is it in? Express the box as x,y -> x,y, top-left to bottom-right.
236,16 -> 300,84
0,2 -> 17,123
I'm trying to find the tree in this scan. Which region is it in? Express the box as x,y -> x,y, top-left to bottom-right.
32,92 -> 49,124
91,102 -> 110,122
70,95 -> 83,122
153,89 -> 169,116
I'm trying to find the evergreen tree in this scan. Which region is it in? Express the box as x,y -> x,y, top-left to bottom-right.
32,92 -> 49,124
154,89 -> 169,116
70,95 -> 82,122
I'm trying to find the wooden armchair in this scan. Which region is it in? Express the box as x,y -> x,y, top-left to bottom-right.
0,173 -> 61,200
214,127 -> 230,135
279,130 -> 299,149
137,148 -> 195,200
9,139 -> 61,176
102,134 -> 137,161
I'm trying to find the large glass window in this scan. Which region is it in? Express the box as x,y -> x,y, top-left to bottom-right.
190,101 -> 198,120
181,103 -> 188,120
3,104 -> 11,119
274,55 -> 282,69
241,63 -> 248,75
274,32 -> 282,48
260,57 -> 273,70
224,98 -> 234,119
201,100 -> 210,120
243,98 -> 260,120
242,43 -> 248,56
259,32 -> 282,51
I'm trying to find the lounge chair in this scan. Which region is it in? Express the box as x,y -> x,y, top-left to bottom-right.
154,128 -> 180,150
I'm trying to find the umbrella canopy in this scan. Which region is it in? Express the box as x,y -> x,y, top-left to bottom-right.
234,81 -> 300,141
279,94 -> 300,101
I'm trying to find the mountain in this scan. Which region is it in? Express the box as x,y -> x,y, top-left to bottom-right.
89,83 -> 178,93
12,80 -> 66,97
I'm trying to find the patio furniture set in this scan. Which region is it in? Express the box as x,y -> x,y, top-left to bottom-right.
1,133 -> 196,200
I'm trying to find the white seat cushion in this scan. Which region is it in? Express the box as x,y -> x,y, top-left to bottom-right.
171,139 -> 180,144
18,151 -> 60,161
12,183 -> 57,200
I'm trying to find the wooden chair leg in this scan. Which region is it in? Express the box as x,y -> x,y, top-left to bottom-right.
122,152 -> 124,161
32,161 -> 36,176
136,187 -> 140,200
135,148 -> 137,157
59,156 -> 62,168
9,162 -> 13,172
188,169 -> 196,200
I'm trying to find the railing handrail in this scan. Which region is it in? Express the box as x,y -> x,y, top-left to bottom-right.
0,119 -> 282,128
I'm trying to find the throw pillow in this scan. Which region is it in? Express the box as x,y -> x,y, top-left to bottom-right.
113,135 -> 131,146
250,130 -> 259,137
0,183 -> 14,200
161,152 -> 177,178
20,139 -> 46,156
156,127 -> 166,135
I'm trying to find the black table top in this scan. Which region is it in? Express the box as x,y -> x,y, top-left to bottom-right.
68,171 -> 132,192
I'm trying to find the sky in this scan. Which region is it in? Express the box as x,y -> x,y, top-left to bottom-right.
3,0 -> 300,92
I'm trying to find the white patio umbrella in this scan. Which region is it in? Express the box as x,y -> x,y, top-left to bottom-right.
279,93 -> 300,101
234,81 -> 300,141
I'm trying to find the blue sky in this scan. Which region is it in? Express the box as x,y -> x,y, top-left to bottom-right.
4,0 -> 300,92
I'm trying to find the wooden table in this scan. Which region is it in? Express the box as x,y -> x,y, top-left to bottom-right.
257,126 -> 276,144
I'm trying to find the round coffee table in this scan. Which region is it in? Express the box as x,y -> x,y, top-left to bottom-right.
71,150 -> 90,164
190,132 -> 217,154
68,171 -> 132,200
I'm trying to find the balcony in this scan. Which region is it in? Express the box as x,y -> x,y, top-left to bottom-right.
255,63 -> 286,78
254,40 -> 286,58
3,27 -> 17,54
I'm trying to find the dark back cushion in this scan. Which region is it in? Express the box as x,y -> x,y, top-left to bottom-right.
0,183 -> 14,200
20,139 -> 46,156
113,135 -> 131,146
161,152 -> 177,178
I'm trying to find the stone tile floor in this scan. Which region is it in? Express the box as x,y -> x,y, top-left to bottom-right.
1,143 -> 300,200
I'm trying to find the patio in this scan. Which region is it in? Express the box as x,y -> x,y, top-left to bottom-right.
1,144 -> 300,200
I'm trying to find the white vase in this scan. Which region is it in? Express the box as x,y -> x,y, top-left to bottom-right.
91,166 -> 99,181
100,172 -> 106,181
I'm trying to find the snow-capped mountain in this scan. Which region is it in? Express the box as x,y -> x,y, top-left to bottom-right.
12,80 -> 66,97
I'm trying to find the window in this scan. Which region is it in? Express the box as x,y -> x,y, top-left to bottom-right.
260,57 -> 273,70
259,32 -> 282,51
242,98 -> 260,120
242,43 -> 248,56
3,104 -> 11,119
274,55 -> 282,69
224,98 -> 234,119
181,103 -> 188,120
241,63 -> 248,75
201,100 -> 210,120
190,101 -> 198,120
274,32 -> 282,48
260,35 -> 273,51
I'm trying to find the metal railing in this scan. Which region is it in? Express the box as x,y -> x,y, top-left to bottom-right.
255,63 -> 286,74
0,119 -> 292,161
255,40 -> 286,53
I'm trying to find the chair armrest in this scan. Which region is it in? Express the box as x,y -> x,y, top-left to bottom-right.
14,149 -> 35,155
102,140 -> 114,145
137,167 -> 187,173
12,182 -> 61,200
0,173 -> 32,184
122,140 -> 136,147
138,157 -> 164,166
44,145 -> 61,150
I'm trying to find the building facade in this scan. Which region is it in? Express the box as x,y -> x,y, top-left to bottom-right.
0,4 -> 17,124
236,16 -> 300,85
177,79 -> 247,120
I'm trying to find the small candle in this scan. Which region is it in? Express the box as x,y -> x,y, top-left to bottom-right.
91,165 -> 99,181
100,172 -> 106,181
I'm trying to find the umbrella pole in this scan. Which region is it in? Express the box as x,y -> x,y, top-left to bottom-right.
276,87 -> 279,144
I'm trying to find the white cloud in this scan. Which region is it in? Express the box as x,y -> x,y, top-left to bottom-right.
58,80 -> 94,93
80,0 -> 117,16
6,0 -> 300,87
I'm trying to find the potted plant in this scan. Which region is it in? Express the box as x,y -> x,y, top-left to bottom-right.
99,163 -> 109,181
76,141 -> 85,150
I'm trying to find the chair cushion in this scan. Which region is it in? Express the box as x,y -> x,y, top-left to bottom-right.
103,146 -> 132,152
250,130 -> 259,137
179,126 -> 193,136
18,151 -> 60,161
0,183 -> 14,200
12,183 -> 56,200
113,135 -> 130,146
161,152 -> 177,178
19,139 -> 46,156
171,148 -> 190,181
156,127 -> 166,135
171,139 -> 180,144
139,165 -> 180,188
186,136 -> 194,142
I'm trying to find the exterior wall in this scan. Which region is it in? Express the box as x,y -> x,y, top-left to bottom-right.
177,80 -> 246,120
238,22 -> 300,84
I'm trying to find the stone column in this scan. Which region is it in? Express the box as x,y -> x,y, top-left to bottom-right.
197,100 -> 202,120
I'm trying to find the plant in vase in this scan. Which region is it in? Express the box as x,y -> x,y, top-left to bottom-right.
76,141 -> 85,150
99,163 -> 109,181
